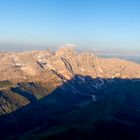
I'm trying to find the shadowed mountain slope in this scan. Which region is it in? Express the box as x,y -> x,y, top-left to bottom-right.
0,76 -> 140,140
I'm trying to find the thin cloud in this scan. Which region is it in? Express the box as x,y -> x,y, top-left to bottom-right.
58,43 -> 78,49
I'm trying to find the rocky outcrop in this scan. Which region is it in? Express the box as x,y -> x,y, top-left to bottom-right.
0,82 -> 49,115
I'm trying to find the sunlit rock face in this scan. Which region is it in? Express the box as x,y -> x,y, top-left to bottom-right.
0,48 -> 140,85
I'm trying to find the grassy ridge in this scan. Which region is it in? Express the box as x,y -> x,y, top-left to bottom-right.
0,80 -> 13,90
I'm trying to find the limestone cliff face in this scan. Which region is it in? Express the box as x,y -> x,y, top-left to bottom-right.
0,48 -> 140,86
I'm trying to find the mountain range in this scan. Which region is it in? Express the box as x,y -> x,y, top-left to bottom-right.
0,48 -> 140,140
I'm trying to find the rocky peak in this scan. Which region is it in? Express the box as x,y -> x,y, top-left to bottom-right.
0,51 -> 6,58
56,47 -> 76,57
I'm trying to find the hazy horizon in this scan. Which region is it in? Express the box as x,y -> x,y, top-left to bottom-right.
0,0 -> 140,52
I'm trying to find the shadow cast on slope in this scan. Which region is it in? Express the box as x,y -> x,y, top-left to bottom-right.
1,75 -> 140,139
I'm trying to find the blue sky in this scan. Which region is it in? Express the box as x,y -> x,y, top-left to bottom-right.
0,0 -> 140,51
